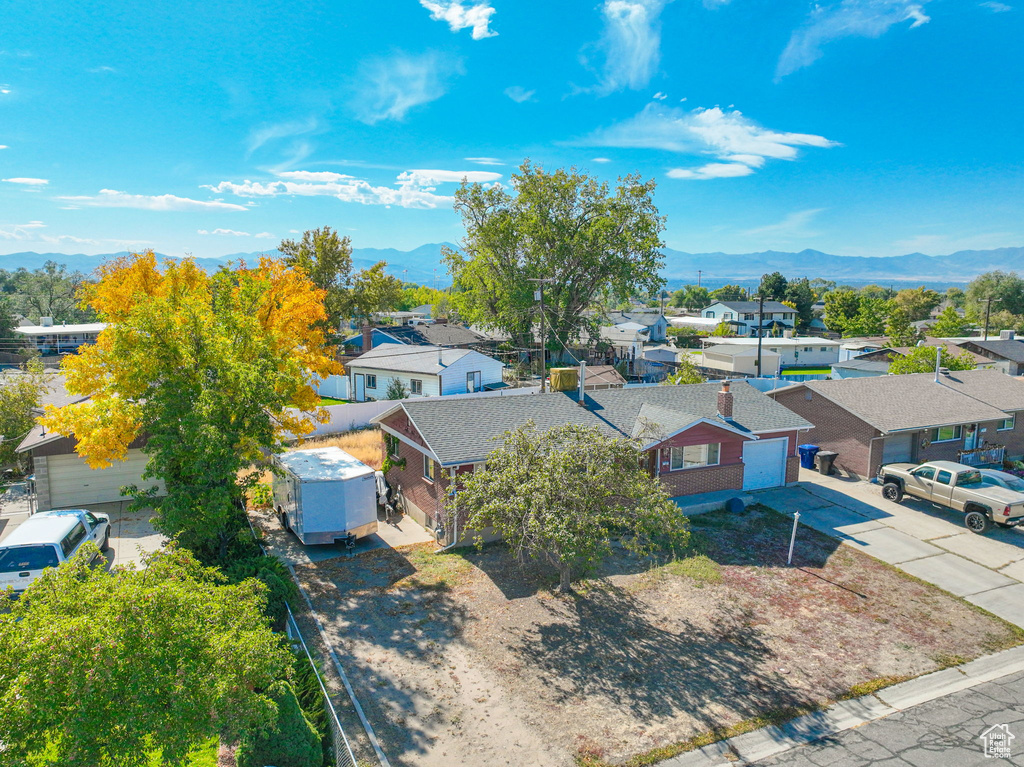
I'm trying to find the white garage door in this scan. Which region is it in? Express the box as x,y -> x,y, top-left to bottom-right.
47,449 -> 165,509
742,438 -> 788,491
882,433 -> 913,465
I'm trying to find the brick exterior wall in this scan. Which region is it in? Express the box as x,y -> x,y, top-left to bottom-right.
385,437 -> 447,530
771,387 -> 881,479
658,463 -> 745,496
786,455 -> 800,484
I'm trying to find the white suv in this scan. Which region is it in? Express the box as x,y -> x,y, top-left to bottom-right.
0,509 -> 110,594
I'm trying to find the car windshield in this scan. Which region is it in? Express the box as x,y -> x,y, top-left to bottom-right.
0,545 -> 59,573
957,470 -> 984,486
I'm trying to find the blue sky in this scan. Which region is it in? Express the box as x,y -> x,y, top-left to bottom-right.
1,0 -> 1021,261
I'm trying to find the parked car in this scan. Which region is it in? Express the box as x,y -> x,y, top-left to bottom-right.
878,460 -> 1024,534
979,468 -> 1024,493
0,509 -> 110,593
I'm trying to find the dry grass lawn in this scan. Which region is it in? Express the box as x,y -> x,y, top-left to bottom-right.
287,428 -> 384,471
294,505 -> 1023,767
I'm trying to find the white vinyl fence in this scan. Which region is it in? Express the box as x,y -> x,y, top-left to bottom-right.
292,385 -> 542,437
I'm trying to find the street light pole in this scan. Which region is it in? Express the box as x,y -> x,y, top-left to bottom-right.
528,277 -> 555,393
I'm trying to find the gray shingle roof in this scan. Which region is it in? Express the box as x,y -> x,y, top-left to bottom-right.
710,301 -> 792,313
606,312 -> 665,327
790,369 -> 1022,433
377,323 -> 489,347
963,340 -> 1024,364
349,344 -> 480,375
830,359 -> 891,372
385,381 -> 812,466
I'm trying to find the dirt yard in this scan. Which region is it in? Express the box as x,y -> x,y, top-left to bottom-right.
294,506 -> 1022,767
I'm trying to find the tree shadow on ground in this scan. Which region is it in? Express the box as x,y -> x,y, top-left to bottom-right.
506,579 -> 826,733
692,506 -> 842,570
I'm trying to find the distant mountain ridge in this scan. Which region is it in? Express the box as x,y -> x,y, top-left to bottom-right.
1,243 -> 1020,286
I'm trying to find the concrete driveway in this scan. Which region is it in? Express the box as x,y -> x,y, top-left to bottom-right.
755,469 -> 1024,628
0,491 -> 164,569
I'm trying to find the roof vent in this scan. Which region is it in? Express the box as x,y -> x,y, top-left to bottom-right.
40,317 -> 53,327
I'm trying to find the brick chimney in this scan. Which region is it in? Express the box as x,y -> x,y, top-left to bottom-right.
717,381 -> 733,420
361,325 -> 374,352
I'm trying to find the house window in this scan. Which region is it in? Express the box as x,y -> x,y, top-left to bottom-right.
668,443 -> 721,470
410,379 -> 423,395
723,312 -> 733,320
423,455 -> 436,482
704,311 -> 714,318
803,346 -> 812,352
820,347 -> 828,352
385,434 -> 400,458
930,425 -> 963,443
998,413 -> 1015,431
743,313 -> 755,321
365,374 -> 377,389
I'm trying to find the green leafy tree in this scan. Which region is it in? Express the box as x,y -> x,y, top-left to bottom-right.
929,305 -> 971,338
889,345 -> 977,375
822,289 -> 861,335
0,359 -> 47,470
842,297 -> 888,338
666,326 -> 706,348
41,252 -> 340,564
758,272 -> 788,299
350,261 -> 403,322
965,271 -> 1024,318
445,160 -> 665,350
709,284 -> 745,301
808,278 -> 836,299
11,261 -> 95,324
396,285 -> 446,313
663,356 -> 705,384
671,285 -> 711,311
859,284 -> 891,301
278,227 -> 354,332
0,545 -> 291,767
385,377 -> 410,400
456,422 -> 689,592
885,306 -> 919,347
945,287 -> 966,310
891,286 -> 942,321
710,320 -> 734,337
235,681 -> 322,767
783,278 -> 816,330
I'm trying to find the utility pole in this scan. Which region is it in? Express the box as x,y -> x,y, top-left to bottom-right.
982,296 -> 994,340
528,277 -> 555,393
756,291 -> 765,377
697,270 -> 702,289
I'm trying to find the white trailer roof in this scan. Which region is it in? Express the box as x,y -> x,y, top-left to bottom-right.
277,447 -> 375,482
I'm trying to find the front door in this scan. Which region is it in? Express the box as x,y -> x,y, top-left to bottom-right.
354,374 -> 365,402
964,424 -> 979,450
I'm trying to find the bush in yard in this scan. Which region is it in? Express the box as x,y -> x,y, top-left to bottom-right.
290,647 -> 331,761
386,377 -> 410,400
235,680 -> 323,767
455,421 -> 690,592
226,555 -> 299,632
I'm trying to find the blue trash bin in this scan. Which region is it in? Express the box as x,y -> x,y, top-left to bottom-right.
798,444 -> 820,470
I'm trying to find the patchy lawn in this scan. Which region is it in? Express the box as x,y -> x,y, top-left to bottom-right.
294,506 -> 1023,767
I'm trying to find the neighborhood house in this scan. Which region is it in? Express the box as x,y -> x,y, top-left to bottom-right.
770,369 -> 1024,479
14,320 -> 107,355
346,343 -> 505,402
372,381 -> 812,542
702,301 -> 795,337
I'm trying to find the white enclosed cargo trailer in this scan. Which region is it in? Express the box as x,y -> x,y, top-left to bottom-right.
273,447 -> 379,545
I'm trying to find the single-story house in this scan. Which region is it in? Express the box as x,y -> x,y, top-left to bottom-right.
696,345 -> 783,377
955,337 -> 1024,376
643,345 -> 681,365
346,343 -> 505,402
603,311 -> 668,342
13,321 -> 106,355
701,301 -> 795,337
769,369 -> 1024,479
582,365 -> 626,390
372,381 -> 812,541
15,375 -> 165,511
345,322 -> 492,352
830,358 -> 892,379
599,326 -> 648,359
703,337 -> 842,368
838,337 -> 889,362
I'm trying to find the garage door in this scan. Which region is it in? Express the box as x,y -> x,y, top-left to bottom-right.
742,438 -> 788,491
882,433 -> 913,465
46,449 -> 165,509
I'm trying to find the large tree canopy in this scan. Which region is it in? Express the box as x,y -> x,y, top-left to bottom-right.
0,545 -> 290,767
41,252 -> 340,561
889,345 -> 976,375
444,161 -> 665,349
455,422 -> 689,592
0,359 -> 47,470
278,227 -> 354,332
965,270 -> 1024,318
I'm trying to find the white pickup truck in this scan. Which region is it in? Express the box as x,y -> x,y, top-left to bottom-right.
878,460 -> 1024,534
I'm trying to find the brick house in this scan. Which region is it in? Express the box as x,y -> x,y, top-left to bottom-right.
769,369 -> 1024,480
372,382 -> 811,544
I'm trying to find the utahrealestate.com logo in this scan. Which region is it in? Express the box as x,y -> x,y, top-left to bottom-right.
980,724 -> 1015,759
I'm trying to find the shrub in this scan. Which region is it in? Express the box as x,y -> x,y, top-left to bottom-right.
235,681 -> 323,767
248,483 -> 273,509
225,556 -> 299,631
290,648 -> 331,761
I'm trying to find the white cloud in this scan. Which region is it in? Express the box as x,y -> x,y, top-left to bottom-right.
588,0 -> 669,94
247,118 -> 318,156
0,85 -> 10,95
58,189 -> 248,212
3,177 -> 48,185
465,156 -> 504,165
197,228 -> 276,239
88,65 -> 117,74
580,104 -> 837,179
254,232 -> 275,239
0,221 -> 99,246
420,0 -> 497,39
980,1 -> 1012,10
666,162 -> 755,180
652,91 -> 667,100
0,145 -> 8,150
276,170 -> 354,182
592,157 -> 612,163
504,85 -> 536,103
777,0 -> 931,78
742,208 -> 825,237
353,51 -> 463,124
206,168 -> 502,210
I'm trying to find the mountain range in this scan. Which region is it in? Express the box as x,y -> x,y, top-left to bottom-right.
1,244 -> 1020,288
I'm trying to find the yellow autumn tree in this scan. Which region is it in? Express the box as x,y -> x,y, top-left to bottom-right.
42,252 -> 340,562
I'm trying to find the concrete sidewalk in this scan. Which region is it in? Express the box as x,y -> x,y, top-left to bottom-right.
754,470 -> 1024,627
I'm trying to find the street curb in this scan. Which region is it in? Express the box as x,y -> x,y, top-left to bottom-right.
658,644 -> 1024,766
